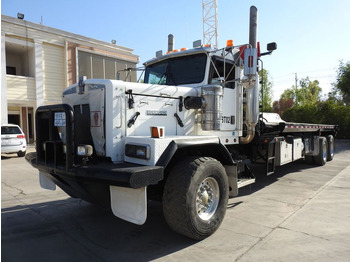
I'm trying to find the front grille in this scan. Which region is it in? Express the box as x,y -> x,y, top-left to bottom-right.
36,104 -> 74,171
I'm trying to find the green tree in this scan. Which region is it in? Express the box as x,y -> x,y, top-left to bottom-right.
259,69 -> 273,112
298,77 -> 322,105
333,61 -> 350,105
279,77 -> 322,106
273,76 -> 322,116
280,87 -> 296,102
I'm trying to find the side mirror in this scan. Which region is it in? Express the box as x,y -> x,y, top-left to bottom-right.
267,42 -> 277,51
260,42 -> 277,56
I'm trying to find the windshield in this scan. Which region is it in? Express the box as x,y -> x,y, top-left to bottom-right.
144,53 -> 207,85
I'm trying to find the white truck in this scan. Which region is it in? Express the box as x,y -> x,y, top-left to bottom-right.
26,6 -> 337,240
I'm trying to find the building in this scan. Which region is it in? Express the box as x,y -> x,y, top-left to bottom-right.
1,14 -> 139,143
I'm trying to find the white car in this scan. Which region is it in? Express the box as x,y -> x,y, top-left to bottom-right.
1,124 -> 27,157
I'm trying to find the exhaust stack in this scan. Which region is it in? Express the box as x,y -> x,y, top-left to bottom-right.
168,34 -> 174,52
249,6 -> 258,49
240,6 -> 259,144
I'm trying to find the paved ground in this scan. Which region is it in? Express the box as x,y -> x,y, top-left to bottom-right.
2,140 -> 350,261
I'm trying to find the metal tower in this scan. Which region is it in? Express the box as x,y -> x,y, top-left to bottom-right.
202,0 -> 218,48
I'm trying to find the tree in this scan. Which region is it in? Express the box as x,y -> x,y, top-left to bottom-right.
259,69 -> 273,112
279,77 -> 321,106
273,76 -> 322,115
298,77 -> 322,105
333,61 -> 350,105
273,98 -> 294,115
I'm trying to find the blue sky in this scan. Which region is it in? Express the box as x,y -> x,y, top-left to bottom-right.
2,0 -> 350,101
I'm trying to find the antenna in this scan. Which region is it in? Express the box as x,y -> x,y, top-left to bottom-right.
202,0 -> 218,48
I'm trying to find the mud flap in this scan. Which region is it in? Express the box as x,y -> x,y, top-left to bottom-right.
39,171 -> 56,191
110,185 -> 147,225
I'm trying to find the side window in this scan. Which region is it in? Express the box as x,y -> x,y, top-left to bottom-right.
209,57 -> 235,88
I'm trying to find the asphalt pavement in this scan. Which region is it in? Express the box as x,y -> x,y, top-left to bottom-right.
2,140 -> 350,261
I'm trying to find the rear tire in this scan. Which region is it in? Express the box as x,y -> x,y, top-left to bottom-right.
326,135 -> 335,161
314,137 -> 327,166
163,156 -> 229,240
305,155 -> 314,165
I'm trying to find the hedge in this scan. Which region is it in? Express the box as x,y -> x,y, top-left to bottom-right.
281,101 -> 350,139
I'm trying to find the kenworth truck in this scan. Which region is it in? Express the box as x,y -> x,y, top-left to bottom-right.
26,6 -> 337,240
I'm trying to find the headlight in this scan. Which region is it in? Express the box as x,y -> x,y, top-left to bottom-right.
77,145 -> 93,157
125,143 -> 151,160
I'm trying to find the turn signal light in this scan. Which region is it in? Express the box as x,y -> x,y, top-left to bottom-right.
150,126 -> 164,138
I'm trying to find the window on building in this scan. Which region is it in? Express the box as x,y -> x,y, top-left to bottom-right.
5,42 -> 35,77
78,51 -> 136,82
6,66 -> 16,75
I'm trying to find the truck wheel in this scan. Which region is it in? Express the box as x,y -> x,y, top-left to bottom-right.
314,137 -> 327,166
163,156 -> 229,240
326,135 -> 335,161
305,155 -> 314,165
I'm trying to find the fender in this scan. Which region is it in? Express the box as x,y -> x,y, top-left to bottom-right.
156,137 -> 235,169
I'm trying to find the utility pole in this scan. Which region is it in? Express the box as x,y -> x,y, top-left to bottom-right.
294,73 -> 298,105
202,0 -> 218,48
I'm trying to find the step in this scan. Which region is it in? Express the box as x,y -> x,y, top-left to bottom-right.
237,178 -> 256,188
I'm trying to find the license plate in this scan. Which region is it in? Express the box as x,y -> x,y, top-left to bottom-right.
54,112 -> 66,126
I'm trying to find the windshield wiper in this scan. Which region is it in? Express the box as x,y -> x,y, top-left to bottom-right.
158,72 -> 167,84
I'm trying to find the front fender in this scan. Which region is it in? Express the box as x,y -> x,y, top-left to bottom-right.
156,137 -> 235,169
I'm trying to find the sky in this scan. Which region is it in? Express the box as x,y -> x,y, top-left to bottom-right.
2,0 -> 350,101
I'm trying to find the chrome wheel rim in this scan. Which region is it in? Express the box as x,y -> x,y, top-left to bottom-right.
330,140 -> 335,157
196,177 -> 220,221
323,142 -> 327,162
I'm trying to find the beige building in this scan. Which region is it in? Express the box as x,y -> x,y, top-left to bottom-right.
1,14 -> 139,143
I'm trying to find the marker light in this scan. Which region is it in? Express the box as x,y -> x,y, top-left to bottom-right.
150,126 -> 164,138
226,40 -> 233,47
180,47 -> 187,51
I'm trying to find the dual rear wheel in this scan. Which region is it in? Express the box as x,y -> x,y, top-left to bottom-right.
306,135 -> 334,166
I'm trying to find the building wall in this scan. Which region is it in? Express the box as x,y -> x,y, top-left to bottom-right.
42,42 -> 66,104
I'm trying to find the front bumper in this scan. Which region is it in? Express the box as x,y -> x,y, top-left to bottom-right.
25,152 -> 164,189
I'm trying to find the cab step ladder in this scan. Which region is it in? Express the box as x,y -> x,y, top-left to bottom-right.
266,139 -> 277,176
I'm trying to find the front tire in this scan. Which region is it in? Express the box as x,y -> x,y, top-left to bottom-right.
163,156 -> 229,240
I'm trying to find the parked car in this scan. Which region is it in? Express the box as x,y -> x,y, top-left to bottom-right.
1,124 -> 27,157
